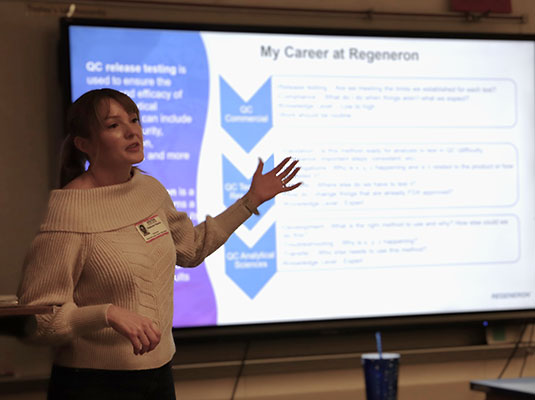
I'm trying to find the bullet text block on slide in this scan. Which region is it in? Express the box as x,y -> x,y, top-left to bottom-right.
277,215 -> 519,271
273,76 -> 516,127
280,143 -> 518,210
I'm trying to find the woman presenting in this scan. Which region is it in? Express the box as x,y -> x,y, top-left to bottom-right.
18,88 -> 301,400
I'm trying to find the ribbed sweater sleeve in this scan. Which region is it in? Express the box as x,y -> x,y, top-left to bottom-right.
165,196 -> 253,268
17,232 -> 110,345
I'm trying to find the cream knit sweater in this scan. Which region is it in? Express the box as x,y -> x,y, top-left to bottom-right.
18,169 -> 253,370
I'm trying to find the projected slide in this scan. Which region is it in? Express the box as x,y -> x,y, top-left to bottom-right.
68,26 -> 535,328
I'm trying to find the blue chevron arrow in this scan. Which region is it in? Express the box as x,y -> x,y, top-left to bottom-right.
220,77 -> 273,152
225,224 -> 277,299
222,155 -> 275,229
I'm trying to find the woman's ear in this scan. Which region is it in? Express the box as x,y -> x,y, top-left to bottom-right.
73,136 -> 90,155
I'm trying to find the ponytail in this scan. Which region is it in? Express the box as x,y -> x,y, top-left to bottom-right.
59,134 -> 87,188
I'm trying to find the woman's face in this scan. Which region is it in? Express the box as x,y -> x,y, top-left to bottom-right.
85,98 -> 144,169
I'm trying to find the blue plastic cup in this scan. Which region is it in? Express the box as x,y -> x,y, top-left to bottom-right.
361,353 -> 400,400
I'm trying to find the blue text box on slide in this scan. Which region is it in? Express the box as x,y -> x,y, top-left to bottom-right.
281,143 -> 519,211
277,214 -> 520,272
273,76 -> 516,128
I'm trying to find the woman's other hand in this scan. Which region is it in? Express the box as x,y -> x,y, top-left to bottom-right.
106,304 -> 162,355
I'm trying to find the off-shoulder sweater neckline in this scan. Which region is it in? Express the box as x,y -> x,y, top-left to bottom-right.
41,169 -> 169,233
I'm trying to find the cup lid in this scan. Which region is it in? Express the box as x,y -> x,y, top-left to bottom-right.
361,353 -> 400,360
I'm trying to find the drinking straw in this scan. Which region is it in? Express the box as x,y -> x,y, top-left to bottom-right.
375,331 -> 383,359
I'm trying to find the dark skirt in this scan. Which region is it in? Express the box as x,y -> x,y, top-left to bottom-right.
47,361 -> 176,400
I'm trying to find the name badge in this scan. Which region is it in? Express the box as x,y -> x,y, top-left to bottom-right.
136,215 -> 169,243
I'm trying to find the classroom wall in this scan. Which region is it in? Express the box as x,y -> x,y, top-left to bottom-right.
1,1 -> 534,399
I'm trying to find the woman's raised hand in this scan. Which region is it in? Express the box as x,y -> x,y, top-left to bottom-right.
245,157 -> 302,210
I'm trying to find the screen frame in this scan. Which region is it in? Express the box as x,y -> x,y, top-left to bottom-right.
59,17 -> 535,339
